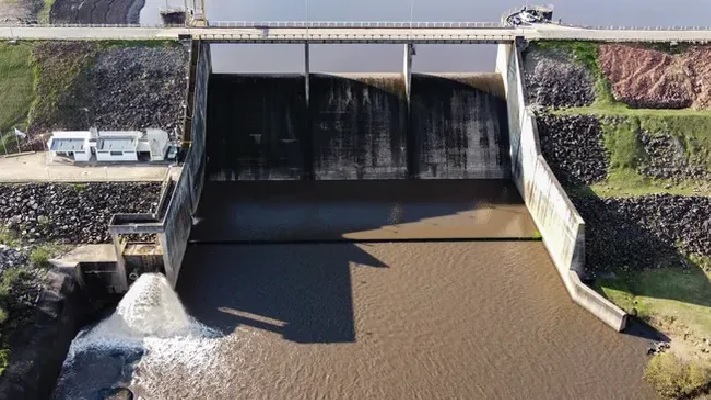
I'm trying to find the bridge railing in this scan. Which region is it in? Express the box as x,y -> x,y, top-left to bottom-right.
206,21 -> 505,28
193,33 -> 518,43
1,21 -> 710,32
0,22 -> 179,28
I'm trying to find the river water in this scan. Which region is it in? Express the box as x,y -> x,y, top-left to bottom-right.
173,241 -> 657,399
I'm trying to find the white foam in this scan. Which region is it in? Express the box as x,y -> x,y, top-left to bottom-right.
60,272 -> 226,397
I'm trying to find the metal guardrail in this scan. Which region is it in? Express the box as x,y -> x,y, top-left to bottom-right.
207,21 -> 505,29
1,21 -> 710,31
194,33 -> 518,44
577,25 -> 711,31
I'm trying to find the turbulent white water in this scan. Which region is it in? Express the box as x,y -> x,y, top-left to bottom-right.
55,273 -> 226,400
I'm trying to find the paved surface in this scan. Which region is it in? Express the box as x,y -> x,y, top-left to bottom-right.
1,25 -> 711,43
0,152 -> 170,182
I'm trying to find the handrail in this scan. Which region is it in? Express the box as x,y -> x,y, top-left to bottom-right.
1,21 -> 709,31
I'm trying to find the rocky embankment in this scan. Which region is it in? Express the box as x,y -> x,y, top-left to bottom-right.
536,114 -> 710,274
0,182 -> 161,399
0,182 -> 161,245
28,42 -> 188,144
523,47 -> 596,108
524,43 -> 711,278
50,0 -> 145,24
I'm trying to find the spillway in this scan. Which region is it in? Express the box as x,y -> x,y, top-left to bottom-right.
51,64 -> 655,399
175,69 -> 654,399
205,72 -> 509,180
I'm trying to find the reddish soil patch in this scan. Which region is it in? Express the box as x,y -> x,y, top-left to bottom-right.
599,44 -> 711,110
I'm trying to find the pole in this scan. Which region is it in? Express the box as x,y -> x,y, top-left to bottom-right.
409,0 -> 414,37
14,129 -> 20,154
305,0 -> 309,37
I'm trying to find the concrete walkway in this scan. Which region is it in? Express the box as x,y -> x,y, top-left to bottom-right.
0,152 -> 169,182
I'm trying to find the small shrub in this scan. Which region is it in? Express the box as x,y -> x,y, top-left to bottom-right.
0,348 -> 9,376
644,352 -> 711,399
30,247 -> 51,269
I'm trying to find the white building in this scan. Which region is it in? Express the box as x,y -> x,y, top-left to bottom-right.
95,132 -> 142,161
46,128 -> 173,163
47,131 -> 92,162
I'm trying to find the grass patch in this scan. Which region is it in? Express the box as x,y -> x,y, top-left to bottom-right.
589,169 -> 707,197
29,243 -> 68,269
37,0 -> 56,24
596,261 -> 711,397
553,109 -> 711,196
0,267 -> 29,376
0,227 -> 21,248
27,42 -> 99,134
0,43 -> 35,139
70,182 -> 88,192
595,262 -> 711,341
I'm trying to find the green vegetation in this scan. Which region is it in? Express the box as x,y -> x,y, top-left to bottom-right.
645,353 -> 711,399
553,109 -> 711,197
29,243 -> 66,269
0,228 -> 66,376
595,258 -> 711,398
0,43 -> 35,141
70,182 -> 88,192
27,42 -> 99,132
533,41 -> 618,105
38,0 -> 56,24
0,267 -> 31,376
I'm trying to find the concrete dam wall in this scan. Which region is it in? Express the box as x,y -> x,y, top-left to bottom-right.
206,73 -> 510,180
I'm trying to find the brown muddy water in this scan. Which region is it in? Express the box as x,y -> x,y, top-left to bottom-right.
172,180 -> 657,399
174,241 -> 657,400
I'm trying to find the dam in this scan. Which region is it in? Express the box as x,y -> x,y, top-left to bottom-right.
51,39 -> 658,399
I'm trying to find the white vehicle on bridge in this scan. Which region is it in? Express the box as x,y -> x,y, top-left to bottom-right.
504,4 -> 554,26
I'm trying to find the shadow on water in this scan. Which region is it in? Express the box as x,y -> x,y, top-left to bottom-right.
177,243 -> 387,344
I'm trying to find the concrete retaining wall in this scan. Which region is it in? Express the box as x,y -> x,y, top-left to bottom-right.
495,42 -> 627,332
160,41 -> 211,287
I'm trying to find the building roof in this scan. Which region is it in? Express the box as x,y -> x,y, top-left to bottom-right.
49,137 -> 86,151
96,136 -> 139,151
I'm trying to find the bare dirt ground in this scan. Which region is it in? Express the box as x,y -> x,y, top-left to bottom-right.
600,44 -> 711,110
0,0 -> 42,23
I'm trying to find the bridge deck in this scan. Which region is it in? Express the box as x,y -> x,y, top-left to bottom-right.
1,25 -> 711,43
